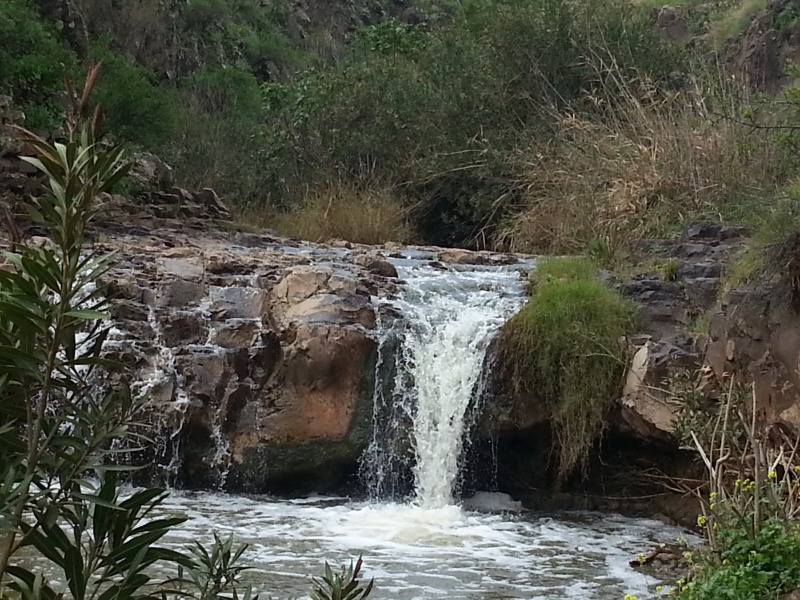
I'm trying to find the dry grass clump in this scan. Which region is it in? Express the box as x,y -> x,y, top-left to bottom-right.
496,68 -> 783,256
270,183 -> 414,245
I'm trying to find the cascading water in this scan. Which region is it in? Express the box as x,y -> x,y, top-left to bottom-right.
362,258 -> 528,507
68,246 -> 693,600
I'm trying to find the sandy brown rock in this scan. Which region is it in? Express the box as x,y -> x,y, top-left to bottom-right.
94,229 -> 389,493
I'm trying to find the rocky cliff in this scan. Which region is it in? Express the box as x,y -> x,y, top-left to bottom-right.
98,228 -> 409,493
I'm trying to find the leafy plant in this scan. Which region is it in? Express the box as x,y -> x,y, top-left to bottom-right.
0,0 -> 77,129
0,64 -> 375,600
670,379 -> 800,599
310,557 -> 374,600
182,534 -> 256,600
0,65 -> 191,599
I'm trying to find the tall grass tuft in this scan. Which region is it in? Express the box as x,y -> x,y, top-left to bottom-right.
497,257 -> 637,479
496,65 -> 784,256
269,183 -> 415,245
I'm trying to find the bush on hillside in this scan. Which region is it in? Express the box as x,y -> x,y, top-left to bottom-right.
0,0 -> 76,129
258,0 -> 686,246
497,257 -> 637,479
89,41 -> 180,148
496,73 -> 785,256
165,66 -> 268,203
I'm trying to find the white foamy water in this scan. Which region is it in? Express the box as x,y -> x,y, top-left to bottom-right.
156,491 -> 688,600
363,259 -> 529,506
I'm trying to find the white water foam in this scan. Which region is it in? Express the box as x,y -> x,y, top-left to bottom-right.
364,260 -> 528,507
156,492 -> 693,600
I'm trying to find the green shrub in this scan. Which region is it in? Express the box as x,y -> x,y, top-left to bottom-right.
167,66 -> 266,202
89,41 -> 180,148
679,519 -> 800,600
182,0 -> 230,32
722,187 -> 800,291
257,0 -> 686,245
0,68 -> 374,600
497,258 -> 637,478
0,0 -> 76,129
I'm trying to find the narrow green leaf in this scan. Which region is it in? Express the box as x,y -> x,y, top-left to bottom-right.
64,544 -> 86,600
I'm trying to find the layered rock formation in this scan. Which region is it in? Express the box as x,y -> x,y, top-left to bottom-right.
97,229 -> 404,494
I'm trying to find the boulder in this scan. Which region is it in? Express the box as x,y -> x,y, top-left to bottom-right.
617,341 -> 698,441
350,251 -> 398,278
129,152 -> 174,190
271,265 -> 374,329
439,248 -> 517,266
96,237 -> 384,493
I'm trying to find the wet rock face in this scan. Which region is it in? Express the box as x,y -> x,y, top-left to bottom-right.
100,231 -> 386,493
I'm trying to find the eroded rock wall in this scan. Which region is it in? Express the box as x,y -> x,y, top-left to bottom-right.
100,232 -> 398,494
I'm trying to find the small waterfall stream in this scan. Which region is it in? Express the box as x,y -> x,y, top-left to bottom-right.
99,246 -> 693,599
362,259 -> 527,507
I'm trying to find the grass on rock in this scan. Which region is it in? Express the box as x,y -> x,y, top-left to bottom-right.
498,257 -> 637,479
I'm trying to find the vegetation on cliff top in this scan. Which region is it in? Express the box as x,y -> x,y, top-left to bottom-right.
497,257 -> 637,479
5,0 -> 797,249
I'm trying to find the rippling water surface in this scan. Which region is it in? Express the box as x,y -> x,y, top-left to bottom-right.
157,492 -> 688,600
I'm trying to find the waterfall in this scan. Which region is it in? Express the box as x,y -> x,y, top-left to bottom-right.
363,259 -> 528,508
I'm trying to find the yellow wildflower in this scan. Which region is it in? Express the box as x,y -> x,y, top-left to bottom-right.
697,515 -> 707,526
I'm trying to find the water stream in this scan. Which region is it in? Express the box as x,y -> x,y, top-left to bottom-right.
151,252 -> 689,599
362,258 -> 527,505
158,492 -> 687,599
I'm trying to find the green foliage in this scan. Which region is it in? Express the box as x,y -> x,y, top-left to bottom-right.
679,520 -> 800,599
722,188 -> 800,291
669,375 -> 800,600
0,72 -> 183,596
183,533 -> 255,600
709,0 -> 767,51
355,20 -> 429,57
183,0 -> 231,32
530,256 -> 599,288
0,0 -> 76,129
167,66 -> 266,202
498,258 -> 637,478
0,70 -> 373,600
310,557 -> 374,600
88,41 -> 180,148
257,0 -> 683,244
